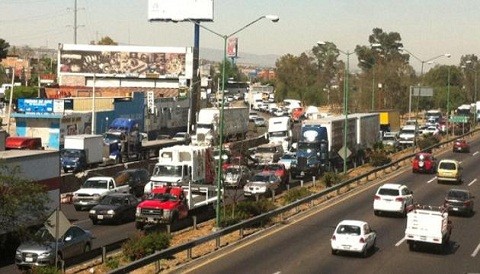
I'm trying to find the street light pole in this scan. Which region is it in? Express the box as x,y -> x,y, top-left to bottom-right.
447,66 -> 451,136
360,59 -> 376,111
184,15 -> 279,228
463,60 -> 478,124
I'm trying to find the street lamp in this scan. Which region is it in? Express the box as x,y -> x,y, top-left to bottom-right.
317,41 -> 355,174
360,59 -> 376,111
462,60 -> 478,124
400,48 -> 451,119
184,15 -> 279,228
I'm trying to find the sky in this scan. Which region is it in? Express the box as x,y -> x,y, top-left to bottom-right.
2,0 -> 480,72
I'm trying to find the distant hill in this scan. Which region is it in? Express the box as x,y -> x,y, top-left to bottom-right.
198,48 -> 279,68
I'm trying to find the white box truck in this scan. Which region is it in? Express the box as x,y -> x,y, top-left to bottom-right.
61,134 -> 104,172
267,116 -> 292,151
192,107 -> 249,146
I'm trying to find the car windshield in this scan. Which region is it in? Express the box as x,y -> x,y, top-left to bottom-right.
383,136 -> 395,141
83,179 -> 108,189
225,168 -> 241,175
401,129 -> 415,135
148,193 -> 178,201
336,225 -> 361,235
378,188 -> 400,196
251,174 -> 271,182
100,196 -> 127,206
281,154 -> 295,160
61,150 -> 82,157
270,131 -> 287,137
439,162 -> 456,170
266,165 -> 282,171
34,227 -> 55,242
153,165 -> 182,177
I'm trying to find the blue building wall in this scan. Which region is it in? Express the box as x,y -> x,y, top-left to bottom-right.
95,92 -> 145,134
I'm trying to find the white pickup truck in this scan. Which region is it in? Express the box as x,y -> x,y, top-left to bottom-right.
405,205 -> 452,253
72,176 -> 130,211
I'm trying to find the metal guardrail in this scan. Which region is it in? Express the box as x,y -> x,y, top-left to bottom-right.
108,131 -> 477,273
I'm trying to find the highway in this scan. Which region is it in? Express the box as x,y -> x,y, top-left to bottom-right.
171,134 -> 480,274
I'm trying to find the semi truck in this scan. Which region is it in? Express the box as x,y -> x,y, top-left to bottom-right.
267,116 -> 292,152
60,134 -> 120,173
192,107 -> 249,146
290,113 -> 380,178
135,184 -> 218,229
103,118 -> 182,162
144,145 -> 215,194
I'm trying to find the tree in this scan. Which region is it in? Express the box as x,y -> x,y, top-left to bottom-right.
91,36 -> 118,45
0,38 -> 9,59
0,163 -> 50,242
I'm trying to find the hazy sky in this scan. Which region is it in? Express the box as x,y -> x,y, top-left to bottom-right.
2,0 -> 479,71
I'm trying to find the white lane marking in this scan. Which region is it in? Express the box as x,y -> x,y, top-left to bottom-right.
427,177 -> 437,184
473,151 -> 479,156
471,243 -> 480,257
468,179 -> 477,187
395,237 -> 406,247
273,272 -> 281,274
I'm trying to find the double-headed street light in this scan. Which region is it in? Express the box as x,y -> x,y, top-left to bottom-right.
185,15 -> 279,228
317,41 -> 355,174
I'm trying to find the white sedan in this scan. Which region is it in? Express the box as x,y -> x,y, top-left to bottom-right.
331,220 -> 377,257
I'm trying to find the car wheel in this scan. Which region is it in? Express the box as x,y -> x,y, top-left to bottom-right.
84,243 -> 91,253
331,248 -> 337,255
408,242 -> 416,251
135,221 -> 144,230
374,210 -> 380,216
91,218 -> 98,225
362,246 -> 368,258
74,205 -> 82,211
401,206 -> 407,218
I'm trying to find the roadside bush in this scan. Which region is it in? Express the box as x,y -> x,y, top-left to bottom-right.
122,231 -> 171,261
283,187 -> 311,205
31,266 -> 60,274
219,199 -> 276,227
323,171 -> 343,187
417,134 -> 440,152
369,151 -> 391,167
105,256 -> 120,270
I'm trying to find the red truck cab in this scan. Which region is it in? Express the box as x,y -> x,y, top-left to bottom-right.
135,186 -> 188,230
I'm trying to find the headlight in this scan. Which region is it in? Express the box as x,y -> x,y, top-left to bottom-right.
107,209 -> 115,215
15,249 -> 21,256
93,194 -> 102,200
89,210 -> 96,214
39,251 -> 52,258
136,207 -> 141,216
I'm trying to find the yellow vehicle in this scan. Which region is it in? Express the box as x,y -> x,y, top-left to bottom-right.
437,159 -> 463,184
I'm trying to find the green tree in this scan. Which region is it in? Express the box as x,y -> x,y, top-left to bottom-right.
90,36 -> 118,45
0,38 -> 10,59
424,65 -> 464,112
0,164 -> 50,240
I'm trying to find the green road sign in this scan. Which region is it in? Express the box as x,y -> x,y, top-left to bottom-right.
449,116 -> 469,123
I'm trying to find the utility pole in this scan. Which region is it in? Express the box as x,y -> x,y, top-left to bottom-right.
69,0 -> 84,44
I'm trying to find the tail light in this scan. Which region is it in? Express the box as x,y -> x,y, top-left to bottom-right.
359,237 -> 365,243
395,197 -> 404,202
331,235 -> 336,241
464,201 -> 472,206
374,195 -> 380,200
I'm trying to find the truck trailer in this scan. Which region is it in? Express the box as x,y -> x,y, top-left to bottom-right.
291,113 -> 379,178
192,107 -> 249,146
61,134 -> 110,173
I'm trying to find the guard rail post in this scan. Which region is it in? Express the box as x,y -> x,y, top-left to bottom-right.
192,216 -> 197,230
102,246 -> 106,263
312,176 -> 316,187
301,180 -> 304,187
216,236 -> 221,249
187,248 -> 192,260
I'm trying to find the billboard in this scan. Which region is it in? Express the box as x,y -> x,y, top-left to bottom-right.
148,0 -> 214,22
58,44 -> 193,79
227,37 -> 238,58
17,98 -> 68,114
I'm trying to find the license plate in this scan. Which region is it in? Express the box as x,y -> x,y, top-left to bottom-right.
453,208 -> 459,211
148,218 -> 154,222
300,171 -> 305,176
342,245 -> 351,250
457,147 -> 462,150
25,257 -> 33,262
420,236 -> 426,240
97,215 -> 103,219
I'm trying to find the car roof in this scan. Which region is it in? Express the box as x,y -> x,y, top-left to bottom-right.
337,220 -> 367,227
439,159 -> 459,164
378,183 -> 405,190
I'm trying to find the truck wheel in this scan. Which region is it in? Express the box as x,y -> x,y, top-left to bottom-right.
408,242 -> 416,251
135,221 -> 144,230
361,246 -> 368,258
74,205 -> 82,211
91,219 -> 98,225
84,243 -> 91,253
